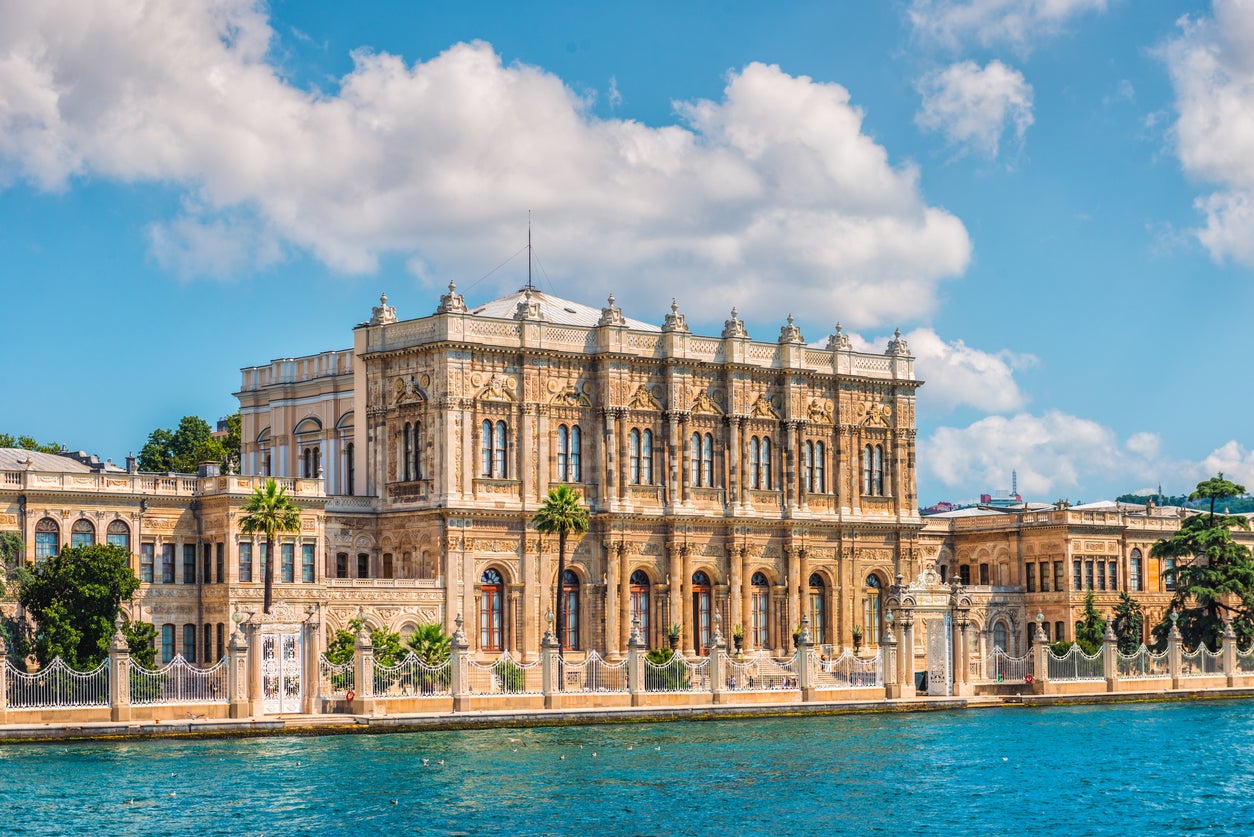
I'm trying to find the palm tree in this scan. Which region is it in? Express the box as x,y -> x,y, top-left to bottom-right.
239,478 -> 302,614
532,485 -> 589,661
406,623 -> 452,665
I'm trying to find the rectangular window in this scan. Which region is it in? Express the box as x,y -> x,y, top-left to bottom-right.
161,624 -> 175,663
336,553 -> 348,579
162,544 -> 176,584
1096,561 -> 1106,591
1054,562 -> 1064,592
959,565 -> 971,585
1130,558 -> 1142,592
302,544 -> 315,583
203,543 -> 212,584
1055,621 -> 1065,642
216,623 -> 225,661
1042,622 -> 1051,642
239,542 -> 253,583
1073,560 -> 1082,591
203,624 -> 212,664
35,531 -> 58,563
182,624 -> 196,661
979,564 -> 990,586
1085,560 -> 1094,590
1108,561 -> 1117,591
216,543 -> 225,583
183,544 -> 197,584
281,543 -> 295,583
140,543 -> 155,583
358,553 -> 370,578
1039,563 -> 1050,593
1164,558 -> 1176,591
1026,563 -> 1036,593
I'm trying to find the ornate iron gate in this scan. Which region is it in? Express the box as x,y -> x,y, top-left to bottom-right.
261,631 -> 302,714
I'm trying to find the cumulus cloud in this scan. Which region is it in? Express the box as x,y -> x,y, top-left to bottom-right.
0,0 -> 971,327
909,0 -> 1108,51
1165,0 -> 1254,267
916,60 -> 1034,158
1200,440 -> 1254,490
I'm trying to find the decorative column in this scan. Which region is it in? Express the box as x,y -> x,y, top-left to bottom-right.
302,608 -> 320,714
628,617 -> 646,706
1168,612 -> 1182,691
730,544 -> 745,644
247,621 -> 264,717
541,626 -> 561,709
107,616 -> 132,722
900,607 -> 917,697
786,545 -> 801,642
882,612 -> 900,699
227,618 -> 250,719
450,615 -> 471,713
682,544 -> 695,657
0,633 -> 7,725
796,422 -> 809,512
618,543 -> 631,660
796,615 -> 816,702
782,421 -> 797,513
605,541 -> 620,660
726,417 -> 741,508
353,615 -> 376,716
603,408 -> 618,511
953,609 -> 972,697
710,615 -> 728,704
1102,619 -> 1118,693
667,541 -> 682,653
617,409 -> 629,505
1032,613 -> 1049,695
1223,619 -> 1237,688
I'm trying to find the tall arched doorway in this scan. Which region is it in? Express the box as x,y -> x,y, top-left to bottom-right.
630,570 -> 651,646
561,569 -> 580,651
863,574 -> 883,646
692,570 -> 712,654
751,572 -> 770,650
808,573 -> 826,645
479,568 -> 505,652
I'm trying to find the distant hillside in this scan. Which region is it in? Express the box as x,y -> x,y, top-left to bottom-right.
1118,493 -> 1254,514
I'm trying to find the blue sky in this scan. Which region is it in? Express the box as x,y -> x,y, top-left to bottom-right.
2,0 -> 1253,505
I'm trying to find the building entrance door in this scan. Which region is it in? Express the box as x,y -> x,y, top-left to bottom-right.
260,631 -> 302,714
925,616 -> 952,697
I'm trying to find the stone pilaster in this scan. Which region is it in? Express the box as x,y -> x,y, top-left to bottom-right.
882,613 -> 900,699
1103,619 -> 1118,693
1223,619 -> 1237,687
108,616 -> 132,722
450,615 -> 471,713
353,616 -> 376,716
227,621 -> 250,719
796,615 -> 816,702
541,629 -> 561,709
627,618 -> 646,706
1168,614 -> 1182,691
1032,615 -> 1049,695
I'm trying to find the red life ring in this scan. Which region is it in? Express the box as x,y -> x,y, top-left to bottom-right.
345,689 -> 357,702
1024,674 -> 1034,684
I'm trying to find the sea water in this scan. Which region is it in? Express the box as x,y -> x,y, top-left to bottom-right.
1,700 -> 1251,836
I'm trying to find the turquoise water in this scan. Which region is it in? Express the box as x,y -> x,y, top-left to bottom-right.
2,701 -> 1252,835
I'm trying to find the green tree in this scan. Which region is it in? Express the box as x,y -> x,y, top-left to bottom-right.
221,412 -> 242,474
239,479 -> 302,614
0,433 -> 63,454
1151,473 -> 1254,651
532,484 -> 589,661
406,623 -> 452,665
324,617 -> 404,666
123,618 -> 158,669
138,415 -> 226,473
17,543 -> 140,669
1111,592 -> 1145,655
0,531 -> 23,597
1074,590 -> 1107,655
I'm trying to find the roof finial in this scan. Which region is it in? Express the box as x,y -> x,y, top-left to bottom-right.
671,298 -> 679,315
608,293 -> 615,307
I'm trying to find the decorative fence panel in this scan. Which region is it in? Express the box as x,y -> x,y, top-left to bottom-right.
374,653 -> 452,697
1181,646 -> 1224,677
1238,647 -> 1254,673
1046,646 -> 1104,681
318,655 -> 354,700
467,652 -> 543,695
725,652 -> 799,691
976,648 -> 1033,683
6,658 -> 109,709
643,653 -> 705,693
1116,646 -> 1169,680
815,649 -> 882,688
130,656 -> 228,705
559,653 -> 628,693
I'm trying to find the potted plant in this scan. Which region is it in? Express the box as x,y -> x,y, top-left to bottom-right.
851,624 -> 863,653
667,622 -> 682,650
731,624 -> 745,654
792,624 -> 803,649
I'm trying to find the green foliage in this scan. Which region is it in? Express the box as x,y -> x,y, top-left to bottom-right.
324,618 -> 404,666
1049,640 -> 1076,657
645,647 -> 691,691
1151,474 -> 1254,651
532,485 -> 589,653
1111,592 -> 1145,655
221,413 -> 242,475
371,624 -> 405,667
492,656 -> 525,692
123,619 -> 158,669
324,622 -> 357,666
1074,591 -> 1106,655
406,623 -> 452,665
0,531 -> 23,597
0,433 -> 63,454
17,543 -> 140,669
138,415 -> 229,474
239,479 -> 302,614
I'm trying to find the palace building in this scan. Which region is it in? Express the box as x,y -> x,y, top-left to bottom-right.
2,285 -> 1242,704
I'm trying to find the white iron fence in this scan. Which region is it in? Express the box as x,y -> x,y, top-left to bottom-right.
467,652 -> 544,695
1046,645 -> 1104,681
975,647 -> 1033,683
6,658 -> 110,709
374,653 -> 452,696
1181,645 -> 1224,677
130,656 -> 227,705
559,652 -> 629,693
1116,645 -> 1169,680
814,648 -> 882,688
725,651 -> 799,691
318,655 -> 355,700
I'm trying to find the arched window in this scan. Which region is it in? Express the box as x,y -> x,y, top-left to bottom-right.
1129,549 -> 1143,592
557,425 -> 569,480
641,429 -> 653,485
873,445 -> 884,496
479,568 -> 504,651
345,442 -> 355,496
804,441 -> 815,493
692,571 -> 712,653
629,429 -> 641,485
35,517 -> 59,563
482,420 -> 509,478
814,441 -> 826,493
630,569 -> 650,641
702,433 -> 714,487
107,520 -> 130,551
760,437 -> 771,490
862,445 -> 873,495
161,624 -> 175,664
182,624 -> 197,661
561,568 -> 580,651
808,573 -> 826,645
570,425 -> 581,482
863,574 -> 882,645
71,519 -> 95,548
556,425 -> 582,482
749,437 -> 761,489
413,421 -> 423,480
993,622 -> 1008,651
402,422 -> 413,481
751,571 -> 770,648
690,432 -> 701,486
1163,558 -> 1176,592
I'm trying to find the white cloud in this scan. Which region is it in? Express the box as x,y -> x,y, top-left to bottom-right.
916,60 -> 1034,158
0,0 -> 972,328
1200,440 -> 1254,490
608,75 -> 622,109
841,327 -> 1035,413
909,0 -> 1108,51
1165,0 -> 1254,267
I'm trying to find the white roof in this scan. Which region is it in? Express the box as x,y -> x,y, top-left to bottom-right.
470,289 -> 660,332
0,448 -> 91,473
925,507 -> 1005,518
